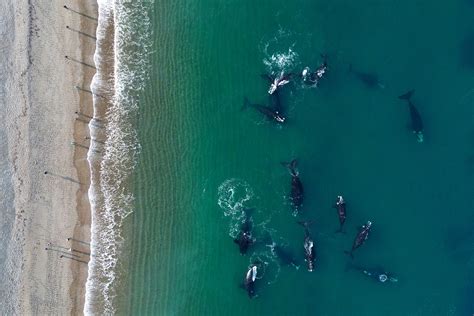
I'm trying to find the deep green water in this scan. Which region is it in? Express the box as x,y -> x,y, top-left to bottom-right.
124,1 -> 474,315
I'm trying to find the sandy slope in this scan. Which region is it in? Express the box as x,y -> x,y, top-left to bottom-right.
3,0 -> 97,314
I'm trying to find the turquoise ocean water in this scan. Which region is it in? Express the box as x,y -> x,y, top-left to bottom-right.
99,0 -> 474,314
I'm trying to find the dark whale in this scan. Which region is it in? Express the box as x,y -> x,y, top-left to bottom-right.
242,98 -> 286,123
298,221 -> 316,271
314,54 -> 328,81
243,265 -> 258,298
268,88 -> 283,115
398,90 -> 424,142
302,54 -> 328,86
281,159 -> 304,213
233,208 -> 254,255
348,64 -> 384,89
334,195 -> 347,233
242,97 -> 286,123
262,233 -> 300,269
271,243 -> 299,269
345,220 -> 372,259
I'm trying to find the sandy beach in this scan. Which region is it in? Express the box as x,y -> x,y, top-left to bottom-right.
2,0 -> 97,314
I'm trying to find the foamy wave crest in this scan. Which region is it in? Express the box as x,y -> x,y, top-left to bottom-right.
217,178 -> 254,238
85,0 -> 153,314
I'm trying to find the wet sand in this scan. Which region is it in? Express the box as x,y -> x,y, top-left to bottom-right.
3,0 -> 97,314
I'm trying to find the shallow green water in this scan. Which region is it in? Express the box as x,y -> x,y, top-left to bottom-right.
124,1 -> 474,314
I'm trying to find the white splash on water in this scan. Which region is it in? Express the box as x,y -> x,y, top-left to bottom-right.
263,47 -> 299,75
217,178 -> 254,238
249,251 -> 281,285
261,28 -> 300,75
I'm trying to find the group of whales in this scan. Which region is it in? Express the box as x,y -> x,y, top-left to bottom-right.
242,55 -> 425,143
238,55 -> 409,298
237,161 -> 393,298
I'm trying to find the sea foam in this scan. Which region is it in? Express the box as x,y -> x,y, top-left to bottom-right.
84,0 -> 152,314
217,178 -> 254,238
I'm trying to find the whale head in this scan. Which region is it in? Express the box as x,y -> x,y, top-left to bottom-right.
251,266 -> 257,282
268,83 -> 277,94
302,67 -> 309,77
378,274 -> 388,282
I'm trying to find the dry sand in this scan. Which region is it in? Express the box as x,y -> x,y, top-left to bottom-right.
3,0 -> 97,314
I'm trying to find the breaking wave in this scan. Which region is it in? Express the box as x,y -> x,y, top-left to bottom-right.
84,0 -> 153,314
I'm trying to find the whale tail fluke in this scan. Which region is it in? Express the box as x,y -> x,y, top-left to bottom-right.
281,159 -> 298,176
398,89 -> 415,101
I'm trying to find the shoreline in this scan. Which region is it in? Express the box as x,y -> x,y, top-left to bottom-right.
2,1 -> 151,313
69,0 -> 98,313
2,1 -> 97,314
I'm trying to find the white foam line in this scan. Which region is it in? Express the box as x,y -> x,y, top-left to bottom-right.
84,0 -> 153,314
